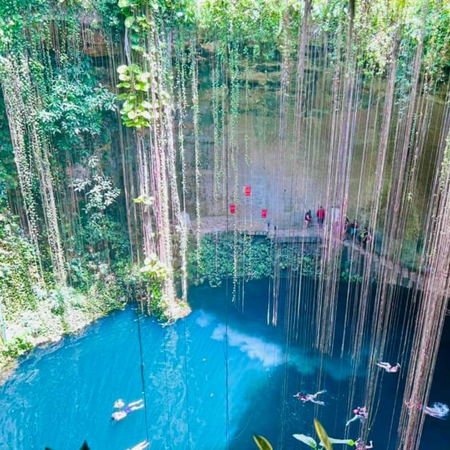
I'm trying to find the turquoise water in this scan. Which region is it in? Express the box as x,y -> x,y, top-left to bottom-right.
1,280 -> 449,449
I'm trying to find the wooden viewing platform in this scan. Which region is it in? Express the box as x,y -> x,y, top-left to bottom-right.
190,216 -> 438,294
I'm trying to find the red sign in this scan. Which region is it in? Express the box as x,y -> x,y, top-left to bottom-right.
230,204 -> 236,214
261,209 -> 268,218
244,185 -> 251,196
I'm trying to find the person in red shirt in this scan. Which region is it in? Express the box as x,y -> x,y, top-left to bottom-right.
317,206 -> 325,229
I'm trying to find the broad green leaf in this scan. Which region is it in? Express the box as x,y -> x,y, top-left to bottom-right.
127,110 -> 137,120
124,16 -> 135,28
324,438 -> 355,446
138,72 -> 151,82
118,73 -> 129,81
314,420 -> 333,450
117,65 -> 128,74
253,435 -> 273,450
122,100 -> 133,112
118,0 -> 131,8
140,110 -> 151,120
129,64 -> 140,73
131,44 -> 145,53
135,82 -> 147,91
293,434 -> 318,448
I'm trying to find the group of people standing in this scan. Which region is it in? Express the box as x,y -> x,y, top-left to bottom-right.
344,219 -> 372,249
304,206 -> 325,229
304,207 -> 372,250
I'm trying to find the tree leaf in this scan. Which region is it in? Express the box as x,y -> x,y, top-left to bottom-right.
138,72 -> 151,82
293,434 -> 318,448
314,420 -> 333,450
325,438 -> 355,446
124,16 -> 135,28
140,110 -> 151,120
253,435 -> 273,450
118,0 -> 131,8
117,65 -> 129,74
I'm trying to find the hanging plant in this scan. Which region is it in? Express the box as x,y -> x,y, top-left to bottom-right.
139,253 -> 170,319
133,194 -> 154,207
117,64 -> 169,129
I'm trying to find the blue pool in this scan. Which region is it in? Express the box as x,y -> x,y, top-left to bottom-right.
1,280 -> 449,449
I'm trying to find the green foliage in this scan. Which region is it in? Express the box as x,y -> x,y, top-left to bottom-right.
133,194 -> 154,207
253,435 -> 273,450
340,271 -> 363,283
0,212 -> 40,319
39,67 -> 116,145
140,254 -> 169,319
0,95 -> 17,194
70,155 -> 127,275
293,434 -> 319,448
199,0 -> 298,53
1,335 -> 33,358
260,421 -> 354,449
293,420 -> 356,449
314,420 -> 333,450
73,156 -> 121,214
440,134 -> 450,190
117,0 -> 196,31
423,1 -> 450,82
190,233 -> 320,287
117,64 -> 167,128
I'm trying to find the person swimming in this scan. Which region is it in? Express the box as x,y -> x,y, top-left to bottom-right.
293,390 -> 327,405
114,399 -> 125,409
127,441 -> 150,450
424,402 -> 449,419
405,400 -> 449,419
376,361 -> 401,373
346,406 -> 368,426
111,399 -> 144,421
356,438 -> 373,449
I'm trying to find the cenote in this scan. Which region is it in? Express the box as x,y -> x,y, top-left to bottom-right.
1,279 -> 450,449
1,0 -> 450,449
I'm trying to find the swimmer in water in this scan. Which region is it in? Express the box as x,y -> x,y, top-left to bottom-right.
293,390 -> 327,405
127,441 -> 150,450
376,362 -> 401,373
114,399 -> 125,408
111,399 -> 144,421
356,438 -> 373,449
424,402 -> 449,419
346,406 -> 368,427
406,400 -> 449,419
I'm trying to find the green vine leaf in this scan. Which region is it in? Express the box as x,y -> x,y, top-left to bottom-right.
293,434 -> 318,448
253,435 -> 273,450
118,0 -> 134,9
124,16 -> 135,28
314,420 -> 333,450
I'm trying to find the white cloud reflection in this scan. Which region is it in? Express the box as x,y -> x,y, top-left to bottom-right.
196,310 -> 363,380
